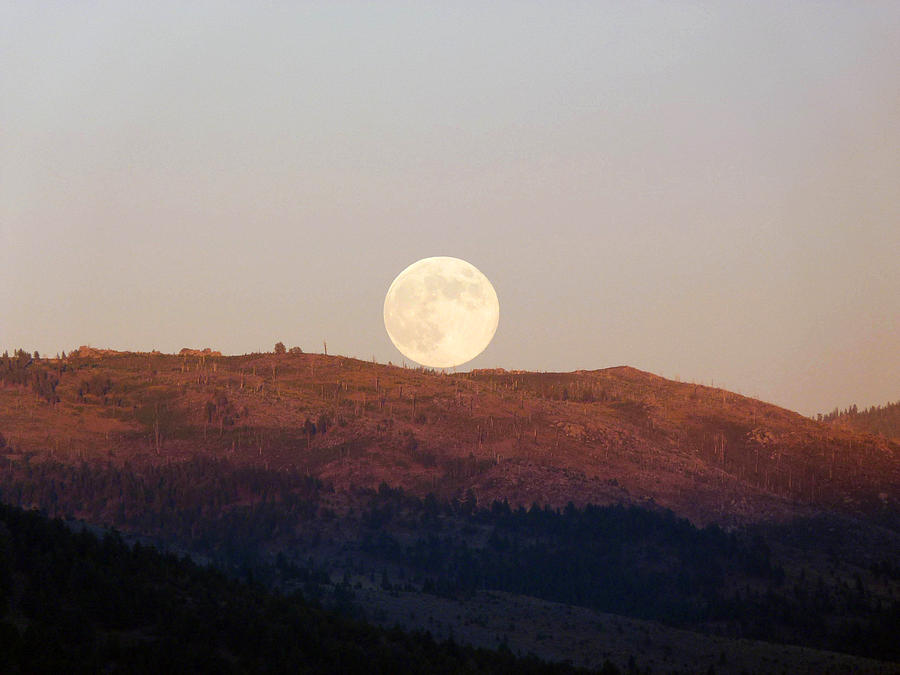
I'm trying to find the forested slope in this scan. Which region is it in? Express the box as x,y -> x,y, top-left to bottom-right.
0,502 -> 600,674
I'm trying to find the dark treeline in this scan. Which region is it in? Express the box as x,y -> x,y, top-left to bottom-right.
371,501 -> 778,621
0,349 -> 60,404
0,502 -> 608,674
1,456 -> 898,663
820,401 -> 900,441
357,485 -> 900,662
0,456 -> 323,569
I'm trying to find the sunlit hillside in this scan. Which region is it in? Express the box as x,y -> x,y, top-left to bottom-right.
821,400 -> 900,443
2,347 -> 899,671
2,347 -> 896,526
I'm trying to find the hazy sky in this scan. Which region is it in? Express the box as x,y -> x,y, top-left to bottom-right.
2,2 -> 898,416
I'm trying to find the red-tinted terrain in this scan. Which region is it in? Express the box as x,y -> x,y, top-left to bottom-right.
2,347 -> 896,526
2,347 -> 899,673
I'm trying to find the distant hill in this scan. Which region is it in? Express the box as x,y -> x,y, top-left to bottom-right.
1,347 -> 897,526
821,400 -> 900,443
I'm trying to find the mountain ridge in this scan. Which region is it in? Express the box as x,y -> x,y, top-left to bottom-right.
1,347 -> 896,528
2,346 -> 899,671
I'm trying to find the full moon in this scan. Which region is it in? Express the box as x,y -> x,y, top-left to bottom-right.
384,257 -> 500,368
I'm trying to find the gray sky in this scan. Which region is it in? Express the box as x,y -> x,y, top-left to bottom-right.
2,2 -> 898,416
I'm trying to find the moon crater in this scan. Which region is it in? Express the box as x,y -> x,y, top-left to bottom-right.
383,257 -> 500,368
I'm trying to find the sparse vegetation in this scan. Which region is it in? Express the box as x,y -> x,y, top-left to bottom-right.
0,347 -> 897,671
821,401 -> 900,442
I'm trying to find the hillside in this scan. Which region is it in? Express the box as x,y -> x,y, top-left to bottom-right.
1,347 -> 899,671
0,501 -> 596,674
822,401 -> 900,443
1,348 -> 897,527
